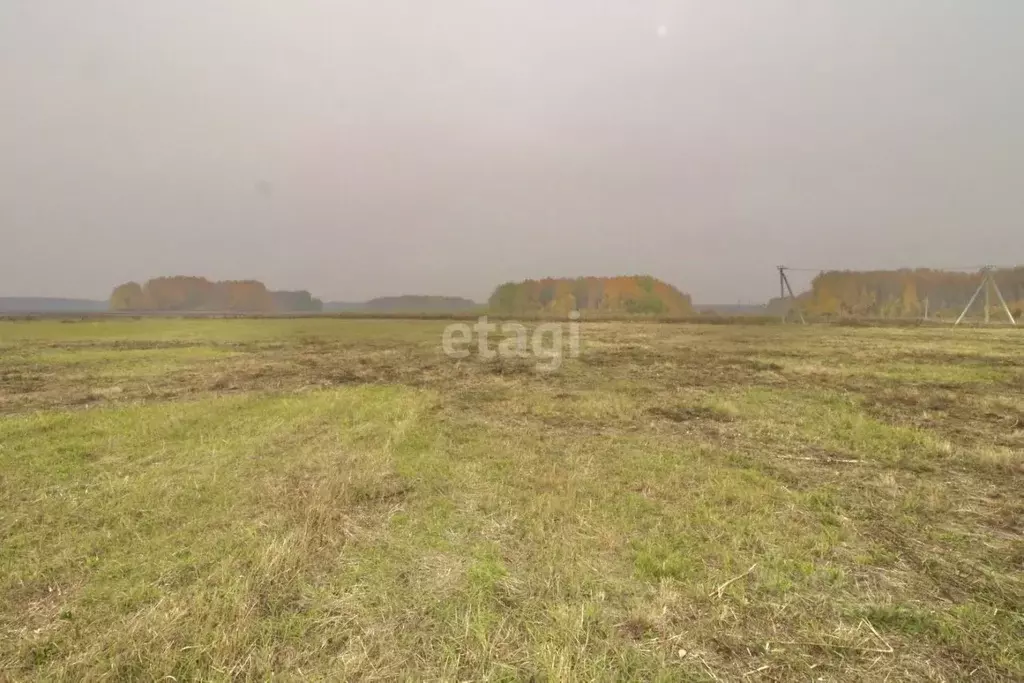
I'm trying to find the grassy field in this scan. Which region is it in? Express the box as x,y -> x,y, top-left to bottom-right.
1,318 -> 1022,681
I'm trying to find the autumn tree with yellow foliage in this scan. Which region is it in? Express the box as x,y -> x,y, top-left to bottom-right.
803,268 -> 1024,319
489,276 -> 693,316
109,277 -> 322,313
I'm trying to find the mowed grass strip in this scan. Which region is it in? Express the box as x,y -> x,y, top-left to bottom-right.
1,387 -> 442,679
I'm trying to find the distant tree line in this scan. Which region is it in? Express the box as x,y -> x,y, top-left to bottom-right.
363,296 -> 479,313
489,276 -> 693,316
801,268 -> 1024,318
109,277 -> 322,312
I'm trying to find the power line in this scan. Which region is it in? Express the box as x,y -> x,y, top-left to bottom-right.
775,263 -> 1022,326
779,264 -> 1024,273
776,266 -> 805,324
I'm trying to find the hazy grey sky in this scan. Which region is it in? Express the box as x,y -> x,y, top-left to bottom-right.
2,1 -> 1022,303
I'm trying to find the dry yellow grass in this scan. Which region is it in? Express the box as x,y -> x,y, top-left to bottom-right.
1,318 -> 1021,680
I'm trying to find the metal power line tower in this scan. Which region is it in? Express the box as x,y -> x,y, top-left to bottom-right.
954,266 -> 1017,326
777,266 -> 806,324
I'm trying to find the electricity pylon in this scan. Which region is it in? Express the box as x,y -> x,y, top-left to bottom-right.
954,266 -> 1017,326
778,266 -> 806,324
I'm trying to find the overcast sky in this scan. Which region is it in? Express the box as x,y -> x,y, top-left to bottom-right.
2,1 -> 1022,303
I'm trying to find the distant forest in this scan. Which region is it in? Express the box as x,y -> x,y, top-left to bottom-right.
490,276 -> 693,316
0,298 -> 107,313
109,277 -> 322,312
324,296 -> 479,313
52,268 -> 1024,319
107,278 -> 481,314
799,268 -> 1024,318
